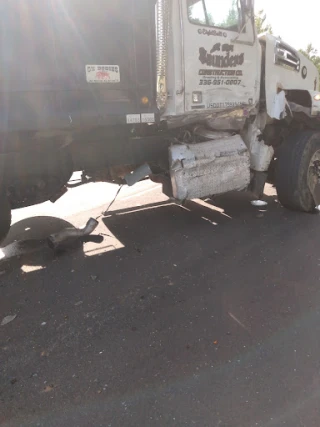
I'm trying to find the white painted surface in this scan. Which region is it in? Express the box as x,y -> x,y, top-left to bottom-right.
169,135 -> 250,200
270,90 -> 287,120
164,1 -> 261,118
243,115 -> 274,172
249,138 -> 274,172
262,34 -> 318,119
175,1 -> 260,114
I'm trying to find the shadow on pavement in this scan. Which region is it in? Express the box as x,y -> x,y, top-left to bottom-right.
0,190 -> 293,281
2,191 -> 320,426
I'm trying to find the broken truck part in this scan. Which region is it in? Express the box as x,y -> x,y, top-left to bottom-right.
169,134 -> 250,200
47,218 -> 99,251
1,0 -> 320,242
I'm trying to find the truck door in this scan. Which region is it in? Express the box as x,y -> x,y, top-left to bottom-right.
182,0 -> 261,113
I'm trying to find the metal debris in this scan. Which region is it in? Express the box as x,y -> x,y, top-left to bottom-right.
47,217 -> 99,251
125,163 -> 152,187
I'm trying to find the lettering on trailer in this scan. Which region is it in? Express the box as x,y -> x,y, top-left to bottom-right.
199,43 -> 244,68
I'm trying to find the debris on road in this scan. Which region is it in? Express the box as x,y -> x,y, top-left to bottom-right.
1,314 -> 17,326
47,217 -> 101,252
125,164 -> 152,187
41,322 -> 47,326
42,384 -> 55,393
251,200 -> 268,207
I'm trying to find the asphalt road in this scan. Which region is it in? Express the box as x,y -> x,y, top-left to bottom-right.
1,182 -> 320,427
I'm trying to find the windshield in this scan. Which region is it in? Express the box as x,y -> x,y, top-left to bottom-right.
187,0 -> 241,31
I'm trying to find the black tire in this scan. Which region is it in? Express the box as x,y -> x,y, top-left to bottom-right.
267,157 -> 276,185
0,194 -> 11,244
275,130 -> 320,212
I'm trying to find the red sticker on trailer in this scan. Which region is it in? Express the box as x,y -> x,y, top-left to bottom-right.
86,65 -> 120,83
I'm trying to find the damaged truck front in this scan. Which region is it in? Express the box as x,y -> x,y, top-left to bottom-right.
1,0 -> 320,242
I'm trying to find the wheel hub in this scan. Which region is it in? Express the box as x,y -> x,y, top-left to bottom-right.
308,150 -> 320,206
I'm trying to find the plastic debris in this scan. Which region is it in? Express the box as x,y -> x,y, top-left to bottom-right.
1,314 -> 17,326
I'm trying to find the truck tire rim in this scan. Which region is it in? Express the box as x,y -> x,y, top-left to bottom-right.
308,150 -> 320,197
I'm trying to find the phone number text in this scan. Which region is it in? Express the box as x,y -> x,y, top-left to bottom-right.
199,79 -> 241,86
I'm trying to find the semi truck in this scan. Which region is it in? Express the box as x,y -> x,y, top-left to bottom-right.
1,0 -> 320,242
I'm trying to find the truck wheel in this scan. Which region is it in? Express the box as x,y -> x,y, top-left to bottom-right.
0,194 -> 11,244
276,130 -> 320,212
